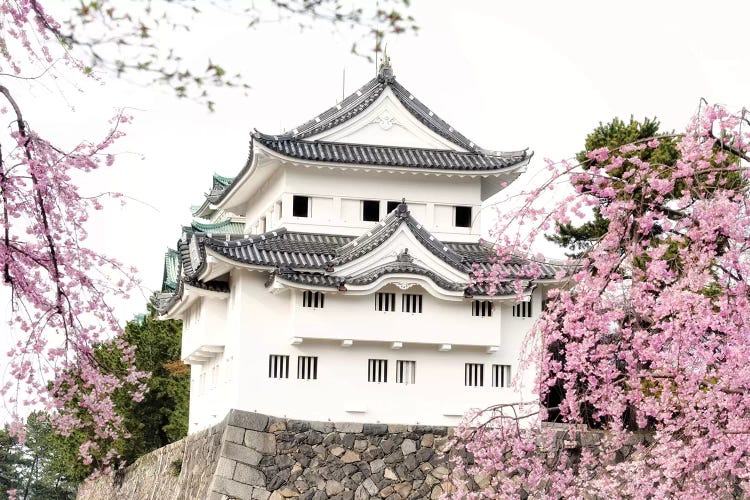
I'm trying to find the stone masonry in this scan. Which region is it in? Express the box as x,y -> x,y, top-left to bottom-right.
76,409 -> 469,500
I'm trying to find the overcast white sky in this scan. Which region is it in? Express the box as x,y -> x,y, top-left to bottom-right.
1,1 -> 748,417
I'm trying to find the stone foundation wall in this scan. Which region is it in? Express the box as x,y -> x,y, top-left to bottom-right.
76,409 -> 464,500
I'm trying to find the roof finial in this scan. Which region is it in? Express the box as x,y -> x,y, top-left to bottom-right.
378,45 -> 395,83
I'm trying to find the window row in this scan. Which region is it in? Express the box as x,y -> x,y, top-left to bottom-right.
268,355 -> 512,388
290,195 -> 473,228
269,355 -> 319,380
367,359 -> 417,384
465,363 -> 512,388
306,292 -> 530,318
374,292 -> 422,313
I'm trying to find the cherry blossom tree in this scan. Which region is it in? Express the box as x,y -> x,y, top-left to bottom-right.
0,1 -> 150,478
0,0 -> 416,486
452,104 -> 750,498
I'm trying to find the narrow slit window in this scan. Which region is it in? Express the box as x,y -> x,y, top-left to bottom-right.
512,299 -> 532,318
387,201 -> 400,214
302,291 -> 325,309
465,363 -> 484,387
362,200 -> 380,222
375,292 -> 396,312
368,359 -> 388,383
455,206 -> 472,228
402,294 -> 423,313
396,360 -> 416,384
268,355 -> 290,379
297,356 -> 318,380
292,195 -> 310,218
471,300 -> 493,317
492,364 -> 511,388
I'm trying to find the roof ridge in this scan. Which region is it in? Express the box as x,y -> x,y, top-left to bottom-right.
255,134 -> 513,157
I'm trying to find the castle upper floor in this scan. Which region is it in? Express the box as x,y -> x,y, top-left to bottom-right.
194,58 -> 532,241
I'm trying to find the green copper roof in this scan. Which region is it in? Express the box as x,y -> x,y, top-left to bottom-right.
162,248 -> 180,293
213,173 -> 234,188
191,218 -> 245,234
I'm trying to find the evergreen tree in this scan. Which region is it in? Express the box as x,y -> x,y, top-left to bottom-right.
44,304 -> 188,484
547,116 -> 680,257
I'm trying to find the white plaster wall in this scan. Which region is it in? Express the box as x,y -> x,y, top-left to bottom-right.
187,271 -> 540,432
275,167 -> 482,241
242,169 -> 286,233
181,298 -> 228,359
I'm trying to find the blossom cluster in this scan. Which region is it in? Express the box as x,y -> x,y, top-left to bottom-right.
456,105 -> 750,498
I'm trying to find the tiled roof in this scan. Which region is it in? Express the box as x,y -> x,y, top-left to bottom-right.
205,229 -> 353,269
329,203 -> 469,272
213,173 -> 234,188
253,133 -> 528,172
191,219 -> 245,235
161,248 -> 180,293
282,62 -> 485,154
157,206 -> 563,315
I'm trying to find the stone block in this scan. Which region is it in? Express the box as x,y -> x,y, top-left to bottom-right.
326,480 -> 344,496
431,466 -> 449,480
379,485 -> 395,497
310,421 -> 335,433
354,439 -> 369,452
228,410 -> 269,432
245,430 -> 277,454
335,422 -> 364,433
420,434 -> 434,448
400,439 -> 417,455
222,441 -> 263,466
342,433 -> 356,449
370,458 -> 386,474
384,468 -> 398,481
252,488 -> 271,500
234,463 -> 266,487
267,417 -> 287,433
387,424 -> 407,433
341,450 -> 360,464
363,477 -> 379,495
215,457 -> 237,478
395,482 -> 412,498
381,438 -> 396,454
225,425 -> 246,444
430,485 -> 443,500
362,424 -> 388,436
415,448 -> 433,463
212,476 -> 253,500
287,420 -> 311,432
354,484 -> 371,500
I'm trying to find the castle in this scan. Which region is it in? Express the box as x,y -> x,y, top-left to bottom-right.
156,57 -> 560,433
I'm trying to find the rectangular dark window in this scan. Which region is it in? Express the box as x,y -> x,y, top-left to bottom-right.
375,292 -> 396,312
268,355 -> 290,379
297,356 -> 318,380
492,364 -> 511,388
292,195 -> 310,218
465,363 -> 484,387
362,200 -> 380,222
512,299 -> 532,318
368,359 -> 388,383
396,360 -> 416,384
402,294 -> 423,313
302,290 -> 325,308
387,201 -> 400,214
455,206 -> 472,228
472,300 -> 493,317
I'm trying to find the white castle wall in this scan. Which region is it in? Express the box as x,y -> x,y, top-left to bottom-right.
184,270 -> 542,433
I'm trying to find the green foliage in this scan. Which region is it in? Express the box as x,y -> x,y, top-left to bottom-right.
41,303 -> 188,486
547,116 -> 680,257
0,413 -> 77,499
